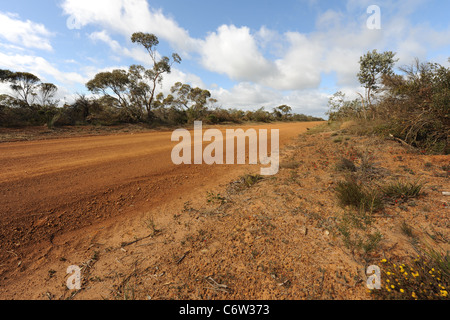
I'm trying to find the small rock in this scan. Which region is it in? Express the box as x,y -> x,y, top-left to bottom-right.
299,226 -> 308,236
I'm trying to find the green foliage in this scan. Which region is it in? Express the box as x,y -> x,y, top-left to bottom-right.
228,174 -> 264,194
0,69 -> 63,127
273,105 -> 292,120
358,50 -> 397,91
86,69 -> 131,109
381,59 -> 450,154
328,54 -> 449,155
326,91 -> 364,121
335,179 -> 383,212
130,32 -> 181,122
37,83 -> 58,107
242,174 -> 263,188
131,32 -> 159,55
244,107 -> 273,123
382,181 -> 423,200
357,49 -> 398,107
0,70 -> 42,107
335,157 -> 357,172
206,191 -> 227,205
337,214 -> 382,256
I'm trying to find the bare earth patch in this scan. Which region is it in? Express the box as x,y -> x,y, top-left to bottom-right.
0,122 -> 448,300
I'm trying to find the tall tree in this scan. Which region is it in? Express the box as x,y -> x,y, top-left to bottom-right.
86,69 -> 131,109
7,72 -> 41,107
170,82 -> 192,109
273,105 -> 292,120
128,64 -> 153,116
37,83 -> 58,107
131,32 -> 181,121
0,69 -> 13,82
357,50 -> 398,114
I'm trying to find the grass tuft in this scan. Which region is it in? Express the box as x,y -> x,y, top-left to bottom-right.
335,157 -> 357,172
335,179 -> 383,212
382,181 -> 423,200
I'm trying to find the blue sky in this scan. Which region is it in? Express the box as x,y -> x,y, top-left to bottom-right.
0,0 -> 449,118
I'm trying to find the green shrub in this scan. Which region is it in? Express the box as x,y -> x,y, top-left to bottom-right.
335,179 -> 383,212
335,157 -> 357,172
382,181 -> 423,200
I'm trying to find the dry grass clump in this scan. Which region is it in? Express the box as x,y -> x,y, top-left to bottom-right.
227,173 -> 263,194
335,157 -> 357,172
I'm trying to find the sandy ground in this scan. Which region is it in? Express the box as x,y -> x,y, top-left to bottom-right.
0,121 -> 325,299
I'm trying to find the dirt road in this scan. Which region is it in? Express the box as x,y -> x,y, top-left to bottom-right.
0,122 -> 323,288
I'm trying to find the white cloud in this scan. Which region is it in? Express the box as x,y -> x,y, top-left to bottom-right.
210,82 -> 330,118
61,0 -> 200,53
0,12 -> 53,51
60,0 -> 368,92
280,90 -> 331,117
89,30 -> 150,65
86,30 -> 206,95
212,82 -> 281,110
161,68 -> 206,95
266,32 -> 323,90
54,0 -> 450,116
0,52 -> 86,85
199,25 -> 276,83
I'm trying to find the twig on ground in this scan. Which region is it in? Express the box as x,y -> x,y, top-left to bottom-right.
121,234 -> 153,248
176,251 -> 190,265
205,277 -> 229,293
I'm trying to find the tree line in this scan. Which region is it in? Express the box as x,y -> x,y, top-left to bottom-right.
327,50 -> 449,155
0,32 -> 323,128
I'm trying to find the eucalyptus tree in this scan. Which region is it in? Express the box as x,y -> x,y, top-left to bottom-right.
273,105 -> 292,120
0,70 -> 41,107
38,83 -> 59,107
131,32 -> 182,121
86,69 -> 131,110
357,49 -> 398,116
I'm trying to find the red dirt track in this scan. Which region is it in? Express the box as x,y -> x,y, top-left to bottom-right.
0,122 -> 323,296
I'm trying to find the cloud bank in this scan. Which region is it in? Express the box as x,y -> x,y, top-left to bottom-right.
1,0 -> 449,117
